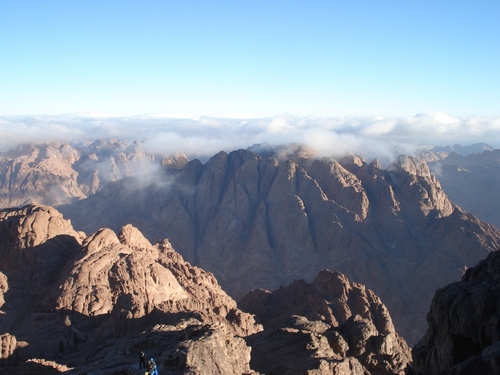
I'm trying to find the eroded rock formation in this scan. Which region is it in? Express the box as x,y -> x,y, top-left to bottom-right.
412,250 -> 500,375
60,148 -> 500,344
426,148 -> 500,229
0,205 -> 261,374
0,140 -> 166,208
240,270 -> 411,375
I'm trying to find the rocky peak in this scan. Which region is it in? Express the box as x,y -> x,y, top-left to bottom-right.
239,269 -> 411,374
162,152 -> 190,169
118,223 -> 152,248
386,155 -> 454,218
390,155 -> 432,177
58,147 -> 500,346
339,153 -> 366,171
0,205 -> 262,374
0,205 -> 84,286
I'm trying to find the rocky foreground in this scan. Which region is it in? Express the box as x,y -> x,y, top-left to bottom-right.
412,249 -> 500,375
0,205 -> 411,374
239,270 -> 411,374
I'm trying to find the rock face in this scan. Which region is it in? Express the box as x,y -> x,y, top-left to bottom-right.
412,250 -> 500,375
59,148 -> 500,344
426,148 -> 500,229
0,205 -> 261,374
0,140 -> 166,208
240,270 -> 411,375
0,333 -> 17,360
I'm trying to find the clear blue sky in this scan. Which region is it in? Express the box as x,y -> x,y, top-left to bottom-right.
1,1 -> 499,117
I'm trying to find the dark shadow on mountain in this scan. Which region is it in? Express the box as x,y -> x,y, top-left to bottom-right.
0,306 -> 203,374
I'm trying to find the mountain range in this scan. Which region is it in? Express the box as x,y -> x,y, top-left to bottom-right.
2,141 -> 500,346
0,204 -> 411,374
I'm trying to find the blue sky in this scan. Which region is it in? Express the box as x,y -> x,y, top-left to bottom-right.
1,1 -> 499,117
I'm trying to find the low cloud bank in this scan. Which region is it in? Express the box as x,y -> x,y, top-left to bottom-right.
1,112 -> 499,160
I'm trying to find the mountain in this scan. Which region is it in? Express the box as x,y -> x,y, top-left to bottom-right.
412,249 -> 500,375
425,149 -> 500,229
0,205 -> 261,374
239,270 -> 411,374
0,140 -> 179,208
416,143 -> 494,163
57,148 -> 500,345
431,143 -> 494,157
0,205 -> 412,374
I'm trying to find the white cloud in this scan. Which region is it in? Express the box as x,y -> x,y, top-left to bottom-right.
0,113 -> 499,160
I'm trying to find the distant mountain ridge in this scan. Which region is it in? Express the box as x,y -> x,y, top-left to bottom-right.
431,143 -> 493,156
0,139 -> 177,208
426,148 -> 500,229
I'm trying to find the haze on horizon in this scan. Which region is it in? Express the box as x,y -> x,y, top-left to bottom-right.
1,1 -> 499,156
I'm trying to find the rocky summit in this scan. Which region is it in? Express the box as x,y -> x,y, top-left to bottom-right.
239,270 -> 412,374
0,204 -> 415,374
412,249 -> 500,375
0,205 -> 262,374
0,140 -> 166,208
59,147 -> 500,344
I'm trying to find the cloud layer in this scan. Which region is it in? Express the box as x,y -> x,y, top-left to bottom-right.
1,112 -> 499,161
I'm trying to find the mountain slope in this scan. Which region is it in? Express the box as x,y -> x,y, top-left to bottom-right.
0,204 -> 414,375
0,205 -> 261,374
239,270 -> 411,375
427,149 -> 500,229
59,149 -> 500,344
0,140 -> 168,208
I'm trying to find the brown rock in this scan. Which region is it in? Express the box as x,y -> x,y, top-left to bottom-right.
0,271 -> 7,309
59,148 -> 500,346
0,205 -> 262,374
427,148 -> 500,228
172,323 -> 257,375
240,270 -> 411,375
0,333 -> 16,360
0,140 -> 161,208
412,250 -> 500,375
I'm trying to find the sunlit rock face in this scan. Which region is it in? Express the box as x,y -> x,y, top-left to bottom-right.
412,250 -> 500,375
60,148 -> 500,344
0,140 -> 163,207
0,205 -> 261,374
240,270 -> 412,375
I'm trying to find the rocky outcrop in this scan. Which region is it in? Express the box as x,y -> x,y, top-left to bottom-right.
0,140 -> 159,208
426,148 -> 500,228
171,323 -> 257,375
240,270 -> 411,375
60,148 -> 500,344
0,271 -> 7,309
0,333 -> 17,360
0,205 -> 262,374
42,222 -> 262,338
412,250 -> 500,375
